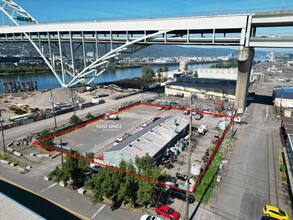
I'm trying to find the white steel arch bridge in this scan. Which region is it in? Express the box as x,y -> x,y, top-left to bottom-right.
0,1 -> 293,88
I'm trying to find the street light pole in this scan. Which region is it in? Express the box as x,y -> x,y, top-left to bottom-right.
0,110 -> 6,156
60,138 -> 64,165
50,90 -> 57,129
185,94 -> 192,220
71,88 -> 76,115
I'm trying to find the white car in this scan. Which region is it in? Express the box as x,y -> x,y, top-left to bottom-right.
198,125 -> 208,134
140,215 -> 162,220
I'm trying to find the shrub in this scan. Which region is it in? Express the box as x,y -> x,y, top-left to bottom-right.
280,163 -> 286,172
69,115 -> 80,124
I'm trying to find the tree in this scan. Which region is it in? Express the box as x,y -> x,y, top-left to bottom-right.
69,114 -> 80,124
162,66 -> 169,72
136,167 -> 161,207
156,67 -> 163,73
49,150 -> 85,187
49,165 -> 65,182
38,129 -> 54,148
78,152 -> 94,172
157,72 -> 162,83
85,168 -> 107,204
85,113 -> 94,120
141,65 -> 155,80
135,154 -> 157,174
117,163 -> 138,206
193,71 -> 198,78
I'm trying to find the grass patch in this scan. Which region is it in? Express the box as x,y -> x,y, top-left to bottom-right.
0,153 -> 7,160
194,150 -> 223,204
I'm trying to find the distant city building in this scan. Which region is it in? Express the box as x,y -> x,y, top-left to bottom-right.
197,68 -> 237,80
273,87 -> 293,109
156,70 -> 184,79
165,77 -> 236,102
179,57 -> 188,72
269,51 -> 276,63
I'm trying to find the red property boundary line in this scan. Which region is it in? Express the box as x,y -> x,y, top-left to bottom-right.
32,102 -> 234,193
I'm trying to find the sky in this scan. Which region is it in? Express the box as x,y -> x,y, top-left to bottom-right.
13,0 -> 292,22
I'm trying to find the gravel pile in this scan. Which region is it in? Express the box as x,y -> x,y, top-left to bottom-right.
93,84 -> 138,97
24,87 -> 84,109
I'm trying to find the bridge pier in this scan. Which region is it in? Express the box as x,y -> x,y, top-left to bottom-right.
235,47 -> 255,114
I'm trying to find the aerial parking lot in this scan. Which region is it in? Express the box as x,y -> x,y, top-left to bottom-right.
52,102 -> 229,162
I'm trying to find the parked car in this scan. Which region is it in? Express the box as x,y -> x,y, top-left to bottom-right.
170,189 -> 195,204
198,125 -> 208,134
157,106 -> 164,110
234,117 -> 247,125
90,164 -> 102,172
212,134 -> 220,144
155,205 -> 180,220
140,215 -> 162,220
262,205 -> 290,220
194,113 -> 203,120
176,172 -> 188,181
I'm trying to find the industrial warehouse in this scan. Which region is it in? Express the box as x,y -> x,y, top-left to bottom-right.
103,115 -> 189,167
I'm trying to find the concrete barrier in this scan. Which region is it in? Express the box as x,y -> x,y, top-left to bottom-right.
37,154 -> 51,158
13,151 -> 23,157
9,162 -> 17,167
7,147 -> 15,152
59,181 -> 66,187
222,160 -> 228,165
0,159 -> 10,165
44,176 -> 52,181
18,168 -> 27,174
77,188 -> 86,195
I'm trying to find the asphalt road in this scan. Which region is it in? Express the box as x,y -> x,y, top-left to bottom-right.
213,82 -> 291,220
2,92 -> 158,145
0,92 -> 158,220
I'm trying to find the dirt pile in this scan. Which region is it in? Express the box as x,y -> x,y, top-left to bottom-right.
23,87 -> 84,109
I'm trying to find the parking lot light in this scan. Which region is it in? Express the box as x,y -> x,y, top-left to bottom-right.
0,110 -> 6,156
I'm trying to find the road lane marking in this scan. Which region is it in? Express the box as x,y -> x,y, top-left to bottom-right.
91,204 -> 106,219
40,183 -> 57,193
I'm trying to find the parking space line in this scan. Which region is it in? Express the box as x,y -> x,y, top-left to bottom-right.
40,183 -> 57,193
91,204 -> 106,219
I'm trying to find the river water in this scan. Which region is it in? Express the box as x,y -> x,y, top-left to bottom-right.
0,63 -> 210,94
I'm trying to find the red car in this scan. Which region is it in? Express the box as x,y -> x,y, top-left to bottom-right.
155,205 -> 180,220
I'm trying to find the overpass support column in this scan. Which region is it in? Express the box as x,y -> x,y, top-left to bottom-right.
235,47 -> 254,114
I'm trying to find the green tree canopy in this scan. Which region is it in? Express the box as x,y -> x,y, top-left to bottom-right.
162,66 -> 169,72
141,65 -> 155,80
69,114 -> 81,124
38,129 -> 54,148
85,154 -> 161,207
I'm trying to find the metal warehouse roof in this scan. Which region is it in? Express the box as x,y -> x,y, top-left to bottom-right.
122,116 -> 189,159
273,87 -> 293,99
106,116 -> 173,153
105,115 -> 189,160
168,78 -> 236,91
0,192 -> 45,220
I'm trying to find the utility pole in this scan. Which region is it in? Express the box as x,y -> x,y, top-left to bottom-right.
60,138 -> 63,165
49,90 -> 57,129
0,110 -> 6,156
71,88 -> 76,115
185,94 -> 192,220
